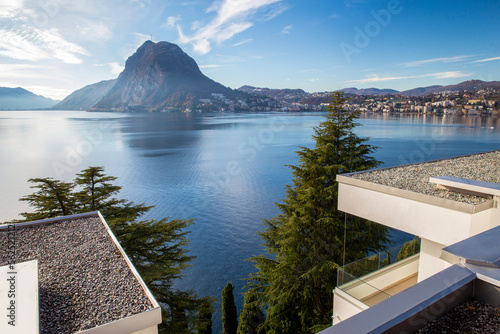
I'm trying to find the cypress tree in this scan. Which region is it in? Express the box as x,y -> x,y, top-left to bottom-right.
396,237 -> 420,261
196,300 -> 213,334
222,281 -> 238,334
237,289 -> 265,334
248,91 -> 390,333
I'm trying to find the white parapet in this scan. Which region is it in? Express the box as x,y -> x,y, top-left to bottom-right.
0,260 -> 39,334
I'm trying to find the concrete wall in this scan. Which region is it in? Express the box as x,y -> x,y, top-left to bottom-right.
418,238 -> 451,282
332,289 -> 368,324
337,183 -> 475,245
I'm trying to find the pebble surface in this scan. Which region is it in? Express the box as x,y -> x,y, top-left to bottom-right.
416,300 -> 500,334
350,150 -> 500,205
0,217 -> 153,334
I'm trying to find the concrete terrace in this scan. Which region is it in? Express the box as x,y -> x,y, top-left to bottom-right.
0,212 -> 161,334
326,150 -> 500,333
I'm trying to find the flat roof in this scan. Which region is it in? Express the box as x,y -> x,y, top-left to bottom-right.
0,213 -> 155,334
442,225 -> 500,268
345,150 -> 500,205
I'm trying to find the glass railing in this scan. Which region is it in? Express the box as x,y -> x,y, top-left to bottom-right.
337,268 -> 391,304
336,237 -> 421,306
338,237 -> 420,286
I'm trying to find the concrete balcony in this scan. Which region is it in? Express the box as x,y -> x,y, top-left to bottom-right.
333,254 -> 419,324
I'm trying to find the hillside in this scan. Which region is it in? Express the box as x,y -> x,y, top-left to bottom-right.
0,87 -> 59,110
52,79 -> 116,110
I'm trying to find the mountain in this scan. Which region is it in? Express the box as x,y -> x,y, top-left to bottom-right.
52,79 -> 116,110
340,87 -> 399,95
0,87 -> 59,110
90,41 -> 239,112
399,80 -> 500,96
238,85 -> 310,103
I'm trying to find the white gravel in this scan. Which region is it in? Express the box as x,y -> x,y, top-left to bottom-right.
0,216 -> 153,334
350,150 -> 500,204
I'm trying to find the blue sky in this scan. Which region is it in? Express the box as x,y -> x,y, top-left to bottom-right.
1,0 -> 499,100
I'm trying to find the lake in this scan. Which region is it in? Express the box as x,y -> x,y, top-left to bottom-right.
1,110 -> 499,330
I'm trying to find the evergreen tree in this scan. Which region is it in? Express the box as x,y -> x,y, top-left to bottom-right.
396,237 -> 420,261
222,281 -> 238,334
237,290 -> 265,334
196,300 -> 213,334
20,178 -> 76,220
74,166 -> 151,224
248,92 -> 390,333
15,166 -> 205,333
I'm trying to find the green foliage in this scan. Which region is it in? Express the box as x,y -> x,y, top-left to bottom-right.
222,281 -> 238,334
20,178 -> 76,220
381,250 -> 391,267
74,166 -> 152,224
247,92 -> 390,333
396,237 -> 420,261
16,166 -> 206,333
196,300 -> 213,334
237,289 -> 265,334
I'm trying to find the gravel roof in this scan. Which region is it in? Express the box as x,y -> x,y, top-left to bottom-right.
0,215 -> 154,334
349,150 -> 500,204
416,300 -> 500,334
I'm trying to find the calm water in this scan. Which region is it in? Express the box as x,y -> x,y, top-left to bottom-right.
1,110 -> 499,329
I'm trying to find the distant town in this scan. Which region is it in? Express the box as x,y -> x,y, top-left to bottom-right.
191,87 -> 500,115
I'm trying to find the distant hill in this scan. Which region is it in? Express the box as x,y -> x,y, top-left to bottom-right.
90,41 -> 242,112
238,85 -> 310,103
52,79 -> 116,110
340,87 -> 399,95
398,80 -> 500,96
0,87 -> 59,110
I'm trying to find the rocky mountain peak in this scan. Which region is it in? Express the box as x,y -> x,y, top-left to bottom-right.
90,41 -> 233,112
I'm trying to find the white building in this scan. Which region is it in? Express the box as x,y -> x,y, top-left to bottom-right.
320,150 -> 500,333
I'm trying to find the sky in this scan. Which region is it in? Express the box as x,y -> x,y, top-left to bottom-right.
1,0 -> 499,100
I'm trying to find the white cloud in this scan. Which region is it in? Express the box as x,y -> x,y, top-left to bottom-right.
345,71 -> 472,85
280,24 -> 292,34
431,71 -> 472,79
309,78 -> 320,82
0,25 -> 90,64
176,0 -> 284,54
401,55 -> 471,67
0,0 -> 26,19
232,38 -> 253,46
199,64 -> 221,69
108,62 -> 124,76
0,64 -> 44,79
471,56 -> 500,63
79,20 -> 113,40
163,15 -> 181,29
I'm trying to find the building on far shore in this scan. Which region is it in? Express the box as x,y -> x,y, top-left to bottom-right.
0,212 -> 162,334
320,150 -> 500,333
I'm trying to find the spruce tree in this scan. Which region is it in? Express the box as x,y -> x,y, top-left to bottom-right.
248,92 -> 390,333
222,281 -> 238,334
196,300 -> 213,334
237,290 -> 265,334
